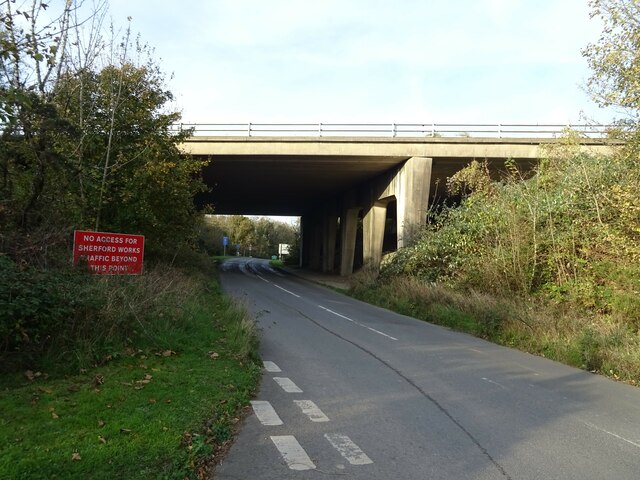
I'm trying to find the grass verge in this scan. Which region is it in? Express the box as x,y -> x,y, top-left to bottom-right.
0,276 -> 260,479
349,273 -> 640,386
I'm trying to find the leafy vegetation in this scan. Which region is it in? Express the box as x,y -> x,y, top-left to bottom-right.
351,0 -> 640,384
0,1 -> 209,362
1,3 -> 261,478
583,0 -> 640,118
0,266 -> 260,480
355,133 -> 639,382
198,214 -> 298,259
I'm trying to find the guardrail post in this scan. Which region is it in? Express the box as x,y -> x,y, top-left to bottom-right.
431,123 -> 435,137
318,122 -> 322,137
498,123 -> 502,138
391,123 -> 396,137
247,122 -> 252,137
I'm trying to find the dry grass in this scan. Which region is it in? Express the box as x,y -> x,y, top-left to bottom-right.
350,275 -> 640,385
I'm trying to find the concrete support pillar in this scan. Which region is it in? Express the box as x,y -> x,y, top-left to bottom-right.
322,209 -> 338,273
309,221 -> 323,270
363,201 -> 388,269
339,207 -> 360,276
301,214 -> 322,270
396,157 -> 433,248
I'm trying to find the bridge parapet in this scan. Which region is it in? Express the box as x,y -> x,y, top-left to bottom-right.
172,122 -> 614,139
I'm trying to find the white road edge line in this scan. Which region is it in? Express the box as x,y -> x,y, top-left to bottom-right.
324,433 -> 373,465
263,361 -> 282,372
318,305 -> 398,341
294,400 -> 330,422
273,377 -> 303,393
256,274 -> 270,283
273,283 -> 301,298
583,421 -> 640,449
250,401 -> 283,426
270,435 -> 316,471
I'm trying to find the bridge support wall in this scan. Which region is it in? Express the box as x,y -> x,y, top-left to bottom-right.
302,156 -> 432,276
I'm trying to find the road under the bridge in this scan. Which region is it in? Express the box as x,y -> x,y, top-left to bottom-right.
182,136 -> 611,275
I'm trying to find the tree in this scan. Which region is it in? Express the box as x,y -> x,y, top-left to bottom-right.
583,0 -> 640,119
199,215 -> 298,257
0,1 -> 204,264
53,61 -> 204,255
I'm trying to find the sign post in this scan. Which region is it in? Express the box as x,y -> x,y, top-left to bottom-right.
223,236 -> 229,256
73,230 -> 145,275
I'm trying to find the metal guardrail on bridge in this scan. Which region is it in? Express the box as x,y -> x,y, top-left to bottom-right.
171,122 -> 614,138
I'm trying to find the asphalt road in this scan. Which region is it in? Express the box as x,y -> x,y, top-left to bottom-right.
214,258 -> 640,479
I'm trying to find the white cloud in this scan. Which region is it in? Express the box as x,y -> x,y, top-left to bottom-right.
102,0 -> 613,124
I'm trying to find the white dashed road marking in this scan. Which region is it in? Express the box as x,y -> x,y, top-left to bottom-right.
273,377 -> 303,393
263,361 -> 282,372
270,435 -> 316,471
318,305 -> 398,341
273,283 -> 301,298
250,401 -> 284,426
294,400 -> 330,422
324,433 -> 373,465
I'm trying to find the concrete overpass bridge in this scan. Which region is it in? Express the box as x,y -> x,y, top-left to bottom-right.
178,123 -> 614,275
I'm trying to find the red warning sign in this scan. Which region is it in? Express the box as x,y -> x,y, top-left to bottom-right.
73,230 -> 145,275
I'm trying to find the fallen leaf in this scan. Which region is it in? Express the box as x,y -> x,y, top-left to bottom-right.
165,399 -> 172,404
98,420 -> 106,427
161,350 -> 175,357
71,452 -> 81,461
181,432 -> 193,447
24,370 -> 35,382
98,435 -> 106,444
209,352 -> 219,359
51,412 -> 59,419
93,374 -> 105,386
120,428 -> 132,434
149,398 -> 156,404
38,386 -> 53,394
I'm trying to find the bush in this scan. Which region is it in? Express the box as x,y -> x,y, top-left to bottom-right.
0,257 -> 102,365
383,136 -> 640,319
0,254 -> 215,374
369,133 -> 640,383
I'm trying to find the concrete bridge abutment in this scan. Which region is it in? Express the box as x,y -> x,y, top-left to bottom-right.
303,156 -> 432,276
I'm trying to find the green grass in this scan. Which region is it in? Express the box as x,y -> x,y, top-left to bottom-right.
0,280 -> 260,479
349,274 -> 640,385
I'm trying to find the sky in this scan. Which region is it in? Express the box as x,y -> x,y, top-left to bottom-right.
101,0 -> 616,126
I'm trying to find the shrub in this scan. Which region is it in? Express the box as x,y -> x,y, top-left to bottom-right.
0,254 -> 216,373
